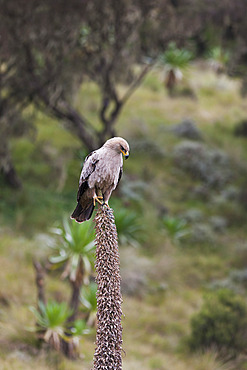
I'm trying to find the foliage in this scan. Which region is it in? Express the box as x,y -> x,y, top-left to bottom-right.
114,207 -> 142,247
173,141 -> 232,188
80,282 -> 98,327
80,282 -> 97,312
70,318 -> 91,337
188,289 -> 247,358
159,42 -> 193,71
2,45 -> 247,368
170,119 -> 203,141
0,0 -> 156,157
158,42 -> 193,94
208,46 -> 230,73
188,223 -> 216,246
3,1 -> 247,187
30,301 -> 72,350
50,218 -> 95,282
30,300 -> 72,331
30,301 -> 90,352
119,178 -> 148,203
162,216 -> 190,242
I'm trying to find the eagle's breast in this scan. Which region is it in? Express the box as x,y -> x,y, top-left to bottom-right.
88,150 -> 122,192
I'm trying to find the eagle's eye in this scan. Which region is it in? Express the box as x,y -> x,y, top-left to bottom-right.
120,145 -> 126,154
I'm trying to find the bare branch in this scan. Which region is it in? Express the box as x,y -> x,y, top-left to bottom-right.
33,259 -> 46,306
121,63 -> 153,105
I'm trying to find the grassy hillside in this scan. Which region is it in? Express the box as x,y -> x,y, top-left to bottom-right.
1,62 -> 247,369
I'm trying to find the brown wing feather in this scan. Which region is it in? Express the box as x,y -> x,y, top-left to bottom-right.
117,166 -> 123,187
77,151 -> 99,200
71,151 -> 99,222
79,151 -> 99,186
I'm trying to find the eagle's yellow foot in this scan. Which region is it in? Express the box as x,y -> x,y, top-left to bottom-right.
104,201 -> 110,208
93,195 -> 103,206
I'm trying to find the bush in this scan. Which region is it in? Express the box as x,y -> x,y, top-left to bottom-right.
173,141 -> 232,188
170,119 -> 203,141
188,289 -> 247,358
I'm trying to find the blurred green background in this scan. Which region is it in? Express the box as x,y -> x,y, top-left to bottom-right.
1,1 -> 247,369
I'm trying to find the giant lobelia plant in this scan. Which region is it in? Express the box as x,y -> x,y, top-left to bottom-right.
93,205 -> 123,369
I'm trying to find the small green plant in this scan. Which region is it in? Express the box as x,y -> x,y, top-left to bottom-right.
69,319 -> 91,350
30,301 -> 72,350
80,282 -> 97,326
71,318 -> 90,337
208,46 -> 229,74
158,42 -> 193,94
162,216 -> 189,242
159,42 -> 193,70
114,208 -> 142,247
30,301 -> 90,354
188,289 -> 247,358
50,218 -> 95,282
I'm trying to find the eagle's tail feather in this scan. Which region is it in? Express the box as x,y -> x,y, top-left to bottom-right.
70,201 -> 95,223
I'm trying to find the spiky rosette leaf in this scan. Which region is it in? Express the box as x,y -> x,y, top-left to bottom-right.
50,218 -> 95,283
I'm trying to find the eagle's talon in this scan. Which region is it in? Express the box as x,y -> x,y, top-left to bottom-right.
93,196 -> 103,206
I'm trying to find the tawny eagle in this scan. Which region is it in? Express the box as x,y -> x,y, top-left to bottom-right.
71,137 -> 129,222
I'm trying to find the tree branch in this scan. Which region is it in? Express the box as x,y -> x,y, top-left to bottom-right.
68,257 -> 84,323
33,259 -> 46,306
37,93 -> 98,151
121,63 -> 153,105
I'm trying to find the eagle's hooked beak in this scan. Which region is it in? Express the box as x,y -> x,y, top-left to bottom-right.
121,150 -> 129,160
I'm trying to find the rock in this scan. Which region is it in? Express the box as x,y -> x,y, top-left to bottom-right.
170,119 -> 203,140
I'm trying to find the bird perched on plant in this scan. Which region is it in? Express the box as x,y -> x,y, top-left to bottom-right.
71,137 -> 130,223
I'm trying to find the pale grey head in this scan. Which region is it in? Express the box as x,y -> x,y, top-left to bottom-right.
103,137 -> 130,159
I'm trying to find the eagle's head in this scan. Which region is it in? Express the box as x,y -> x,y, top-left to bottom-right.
104,137 -> 130,159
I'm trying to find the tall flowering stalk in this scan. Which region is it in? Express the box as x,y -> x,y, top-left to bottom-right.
93,206 -> 123,369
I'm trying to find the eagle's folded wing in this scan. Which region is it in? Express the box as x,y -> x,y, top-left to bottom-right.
79,151 -> 99,185
117,166 -> 123,187
77,151 -> 99,200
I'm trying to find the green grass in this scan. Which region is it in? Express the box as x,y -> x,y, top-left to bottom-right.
1,62 -> 247,369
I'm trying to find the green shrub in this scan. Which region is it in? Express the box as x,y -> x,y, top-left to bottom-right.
173,141 -> 231,189
188,289 -> 247,358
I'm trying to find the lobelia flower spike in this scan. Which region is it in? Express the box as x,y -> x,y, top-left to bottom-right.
93,205 -> 123,369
